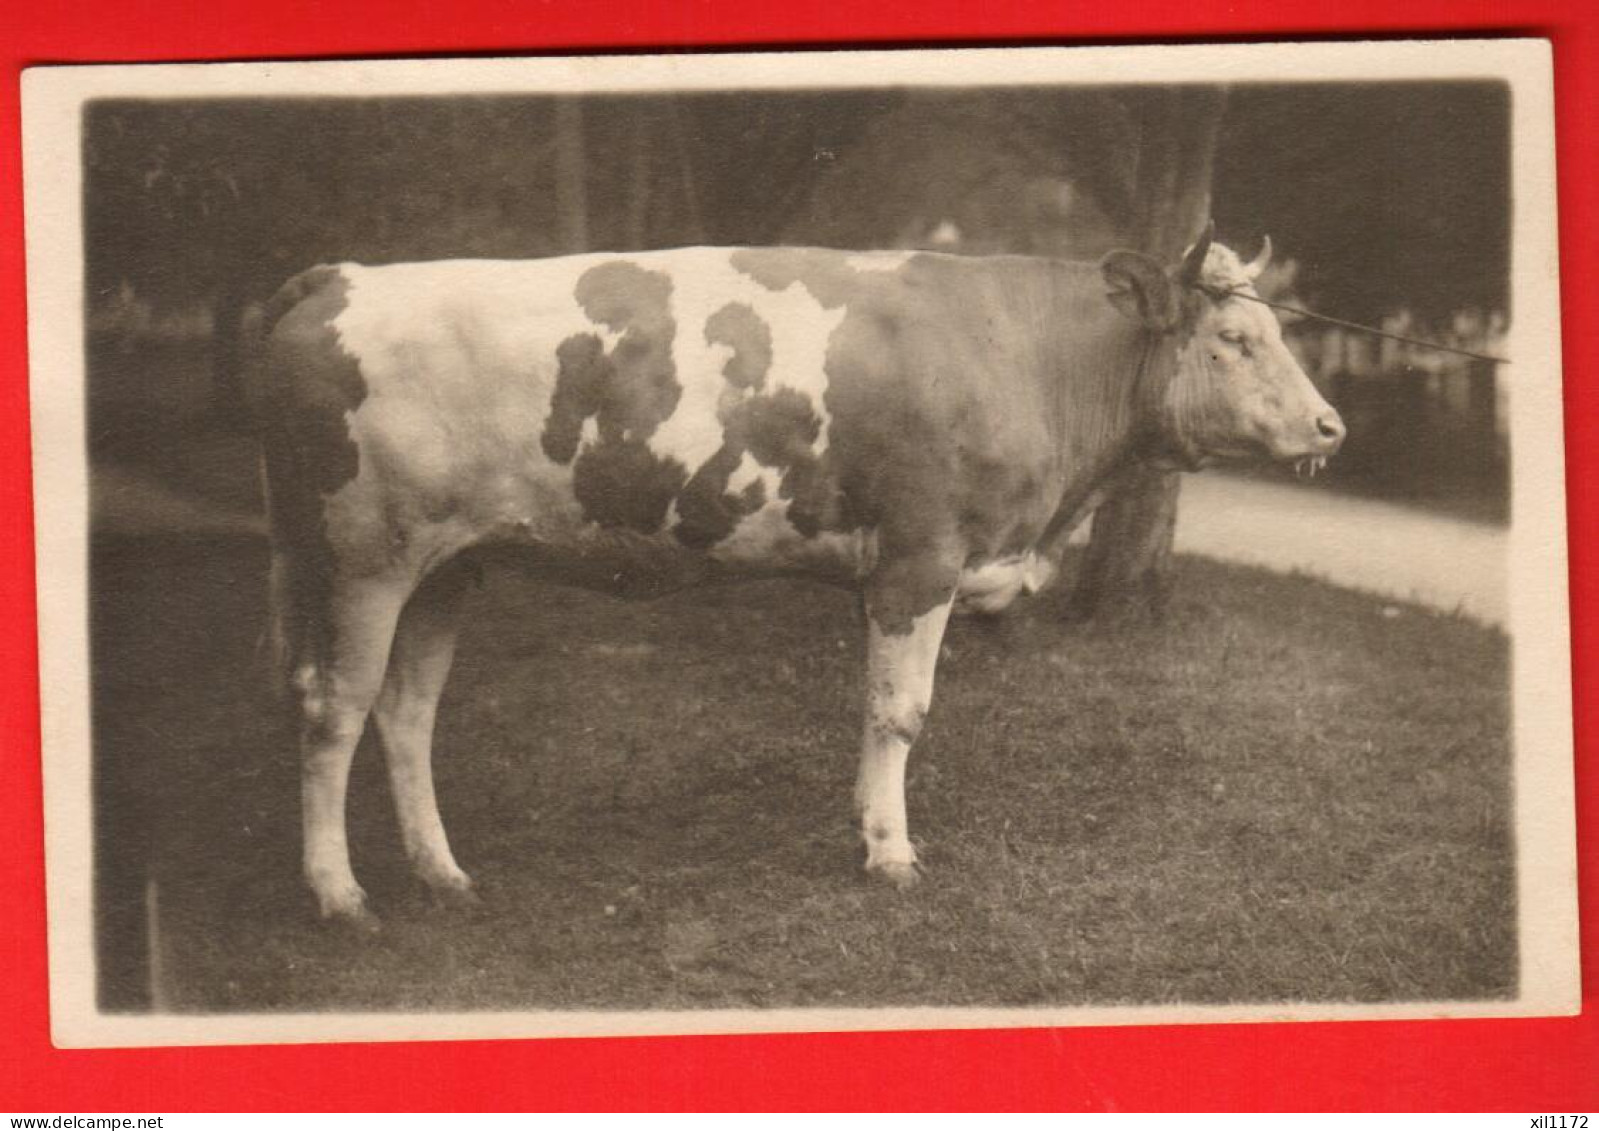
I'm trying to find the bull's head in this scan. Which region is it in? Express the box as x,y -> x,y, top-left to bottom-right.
1102,223 -> 1346,471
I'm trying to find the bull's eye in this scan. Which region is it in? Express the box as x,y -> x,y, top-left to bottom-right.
1218,329 -> 1252,357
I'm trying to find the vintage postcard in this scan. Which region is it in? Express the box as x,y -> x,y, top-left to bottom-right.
23,40 -> 1577,1048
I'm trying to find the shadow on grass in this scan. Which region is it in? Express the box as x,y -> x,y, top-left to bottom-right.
90,533 -> 1515,1014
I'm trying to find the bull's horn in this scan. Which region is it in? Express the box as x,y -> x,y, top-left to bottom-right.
1179,220 -> 1215,284
1245,234 -> 1273,280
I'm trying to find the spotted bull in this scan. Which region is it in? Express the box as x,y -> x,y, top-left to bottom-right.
249,226 -> 1344,927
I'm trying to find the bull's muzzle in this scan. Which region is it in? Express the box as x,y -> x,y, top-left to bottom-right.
1287,407 -> 1346,478
1314,409 -> 1347,451
1291,410 -> 1346,477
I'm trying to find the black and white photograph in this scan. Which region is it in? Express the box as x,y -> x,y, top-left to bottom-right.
22,41 -> 1577,1047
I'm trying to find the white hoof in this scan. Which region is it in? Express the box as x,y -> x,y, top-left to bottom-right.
420,866 -> 480,911
865,858 -> 922,890
313,884 -> 380,933
864,834 -> 920,889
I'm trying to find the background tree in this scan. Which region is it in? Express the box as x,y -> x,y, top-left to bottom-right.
551,98 -> 590,254
1069,86 -> 1228,621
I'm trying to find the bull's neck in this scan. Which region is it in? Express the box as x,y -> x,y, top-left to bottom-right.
998,259 -> 1174,560
1034,264 -> 1172,486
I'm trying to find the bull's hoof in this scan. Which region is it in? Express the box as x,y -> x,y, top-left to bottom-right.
321,901 -> 383,936
865,859 -> 922,890
312,881 -> 382,934
423,875 -> 482,914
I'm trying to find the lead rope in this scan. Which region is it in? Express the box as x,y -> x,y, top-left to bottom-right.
1195,284 -> 1512,367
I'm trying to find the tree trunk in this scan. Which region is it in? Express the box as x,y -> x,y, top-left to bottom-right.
1070,86 -> 1227,621
552,98 -> 589,254
665,97 -> 705,245
1070,462 -> 1183,617
624,106 -> 655,250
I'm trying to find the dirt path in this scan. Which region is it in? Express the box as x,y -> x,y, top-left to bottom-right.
1168,474 -> 1507,627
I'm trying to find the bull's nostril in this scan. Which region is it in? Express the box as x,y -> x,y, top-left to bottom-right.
1317,414 -> 1345,440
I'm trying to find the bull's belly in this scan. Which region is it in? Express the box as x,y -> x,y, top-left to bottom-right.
471,528 -> 1054,614
485,543 -> 1056,620
462,497 -> 1054,615
455,481 -> 876,599
401,476 -> 1052,612
324,423 -> 1058,607
326,418 -> 1055,609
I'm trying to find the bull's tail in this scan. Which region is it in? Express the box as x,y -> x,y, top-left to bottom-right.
258,264 -> 342,341
261,475 -> 290,690
255,463 -> 303,708
244,264 -> 343,424
258,462 -> 333,716
252,265 -> 344,702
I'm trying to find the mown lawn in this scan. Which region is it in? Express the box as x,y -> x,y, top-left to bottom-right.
91,534 -> 1515,1013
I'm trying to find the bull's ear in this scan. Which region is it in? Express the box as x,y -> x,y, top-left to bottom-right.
1101,250 -> 1180,331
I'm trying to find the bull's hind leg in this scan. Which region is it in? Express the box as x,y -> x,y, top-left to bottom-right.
297,576 -> 409,929
372,559 -> 476,908
856,559 -> 959,888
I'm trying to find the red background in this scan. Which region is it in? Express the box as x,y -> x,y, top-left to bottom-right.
1,0 -> 1594,1112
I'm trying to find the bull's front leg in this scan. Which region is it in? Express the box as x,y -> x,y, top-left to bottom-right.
856,558 -> 959,888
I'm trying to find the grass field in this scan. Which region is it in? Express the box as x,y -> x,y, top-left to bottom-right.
91,533 -> 1515,1013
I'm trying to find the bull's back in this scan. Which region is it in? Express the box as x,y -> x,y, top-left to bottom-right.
253,249 -> 908,590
